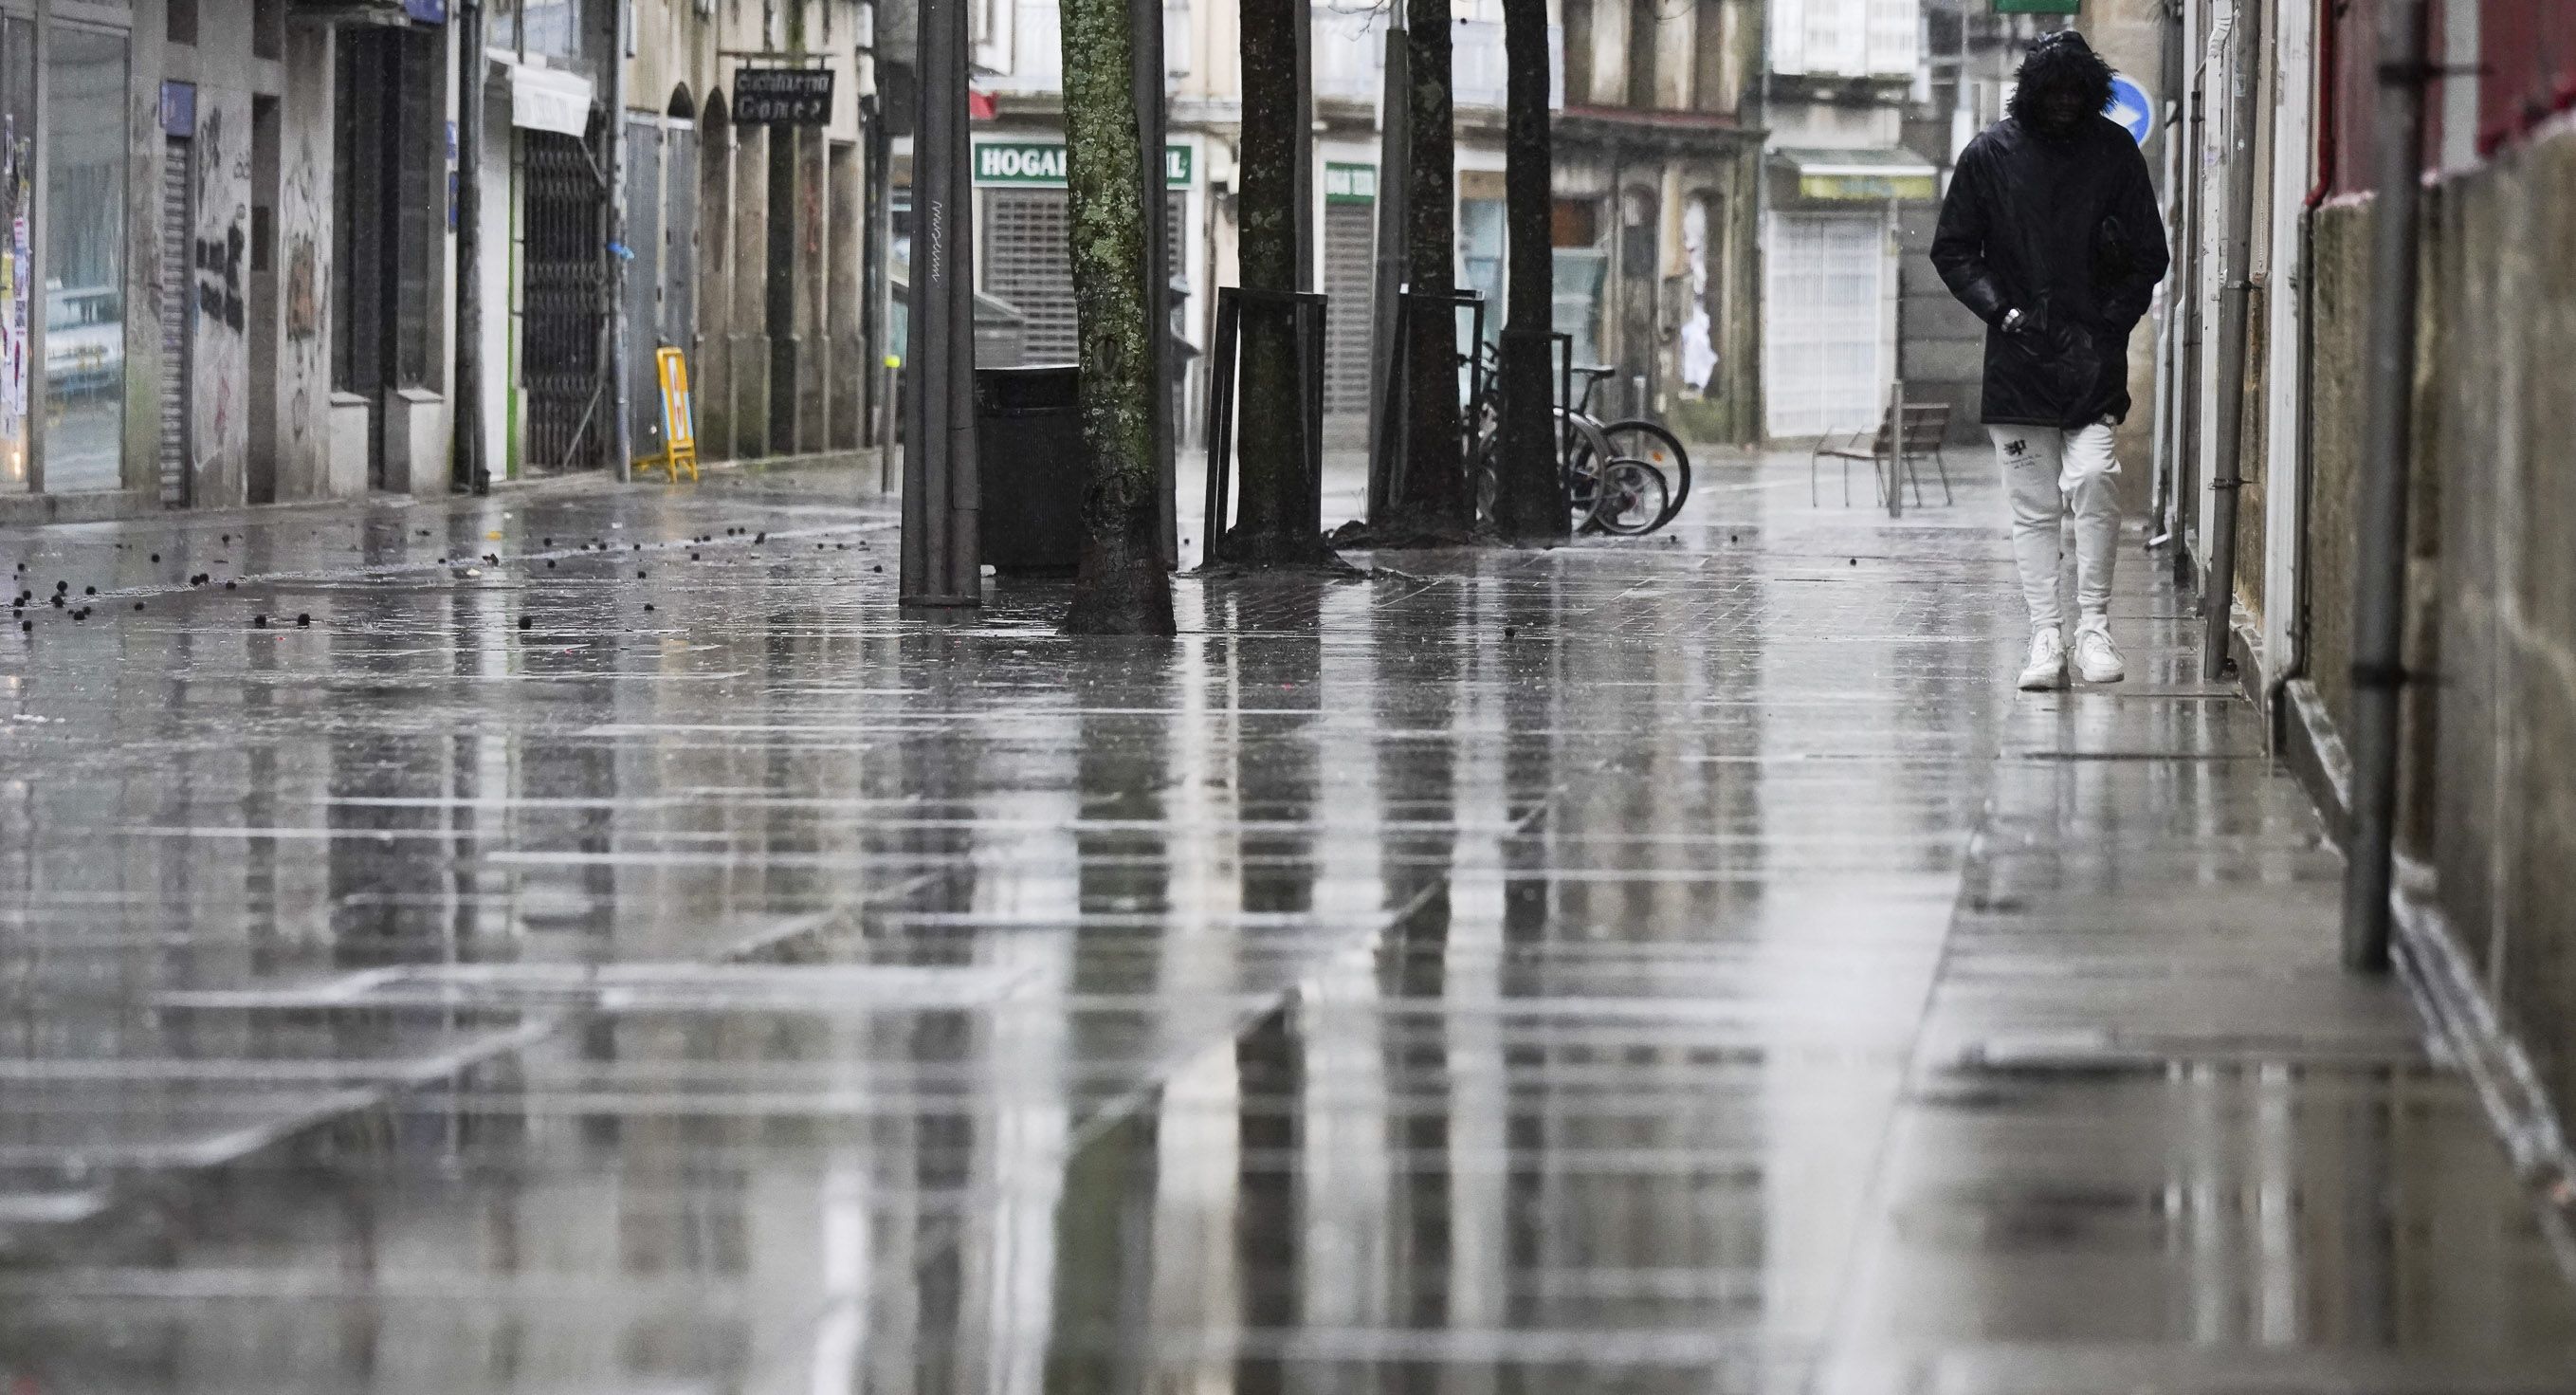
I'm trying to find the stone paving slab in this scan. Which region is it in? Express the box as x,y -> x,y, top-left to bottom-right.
0,452 -> 2569,1393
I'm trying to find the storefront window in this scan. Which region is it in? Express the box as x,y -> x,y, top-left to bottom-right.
1551,196 -> 1607,369
0,21 -> 31,494
1459,196 -> 1505,347
45,27 -> 129,493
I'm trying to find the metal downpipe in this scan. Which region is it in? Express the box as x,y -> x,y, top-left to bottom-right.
2340,0 -> 2431,971
454,0 -> 489,494
2201,0 -> 2261,676
2147,104 -> 2181,543
2147,0 -> 2186,547
606,0 -> 632,485
2167,0 -> 2216,567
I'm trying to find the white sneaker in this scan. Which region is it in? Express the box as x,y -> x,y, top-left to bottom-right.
2018,628 -> 2067,691
2073,624 -> 2125,683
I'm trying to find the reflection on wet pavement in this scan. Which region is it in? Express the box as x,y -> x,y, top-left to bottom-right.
1,458 -> 2570,1392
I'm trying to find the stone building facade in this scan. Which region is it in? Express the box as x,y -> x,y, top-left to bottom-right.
2173,0 -> 2576,1193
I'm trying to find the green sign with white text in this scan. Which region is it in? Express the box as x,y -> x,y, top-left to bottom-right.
1993,0 -> 2079,11
975,140 -> 1193,188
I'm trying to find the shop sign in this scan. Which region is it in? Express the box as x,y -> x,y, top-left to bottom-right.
736,67 -> 835,124
1797,172 -> 1937,199
401,0 -> 446,24
1324,162 -> 1376,203
1993,0 -> 2078,10
974,140 -> 1193,188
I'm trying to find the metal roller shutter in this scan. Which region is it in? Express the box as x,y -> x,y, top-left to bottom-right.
523,129 -> 606,472
984,189 -> 1078,361
157,138 -> 192,506
1762,211 -> 1885,439
1323,199 -> 1374,424
982,187 -> 1187,366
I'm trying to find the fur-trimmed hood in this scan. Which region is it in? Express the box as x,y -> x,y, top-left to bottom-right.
2006,30 -> 2114,129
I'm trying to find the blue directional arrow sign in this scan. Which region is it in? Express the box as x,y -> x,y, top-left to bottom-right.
2105,75 -> 2155,145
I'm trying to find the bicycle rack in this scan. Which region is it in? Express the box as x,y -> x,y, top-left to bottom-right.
1201,287 -> 1328,557
1365,288 -> 1488,523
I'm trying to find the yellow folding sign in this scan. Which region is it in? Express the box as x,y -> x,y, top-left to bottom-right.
637,346 -> 698,482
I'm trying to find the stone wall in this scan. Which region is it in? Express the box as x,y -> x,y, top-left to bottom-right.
2421,123 -> 2576,1114
2305,119 -> 2576,1122
2302,198 -> 2369,741
2231,282 -> 2267,611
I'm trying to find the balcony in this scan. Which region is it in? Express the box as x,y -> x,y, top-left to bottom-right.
1312,4 -> 1386,103
986,0 -> 1199,92
993,0 -> 1060,89
1313,6 -> 1560,112
1452,17 -> 1505,108
988,1 -> 1559,107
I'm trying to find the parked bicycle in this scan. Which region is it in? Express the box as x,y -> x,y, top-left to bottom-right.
1464,341 -> 1691,537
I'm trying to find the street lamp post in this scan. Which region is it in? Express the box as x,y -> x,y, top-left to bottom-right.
900,0 -> 981,605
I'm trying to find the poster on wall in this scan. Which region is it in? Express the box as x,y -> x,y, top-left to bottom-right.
16,205 -> 35,422
0,119 -> 25,448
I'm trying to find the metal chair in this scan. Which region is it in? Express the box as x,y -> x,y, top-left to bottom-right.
1810,386 -> 1953,509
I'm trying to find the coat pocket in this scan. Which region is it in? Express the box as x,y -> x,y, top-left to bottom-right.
2000,303 -> 2100,419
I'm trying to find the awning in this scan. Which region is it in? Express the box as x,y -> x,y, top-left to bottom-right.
1770,146 -> 1938,201
510,64 -> 594,138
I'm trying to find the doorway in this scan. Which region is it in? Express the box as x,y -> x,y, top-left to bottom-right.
332,27 -> 437,489
522,124 -> 605,472
620,98 -> 698,468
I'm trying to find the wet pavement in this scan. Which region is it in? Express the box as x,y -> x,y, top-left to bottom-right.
1,452 -> 2571,1393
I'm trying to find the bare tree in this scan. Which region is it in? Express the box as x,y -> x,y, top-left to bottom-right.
1492,0 -> 1566,539
1382,0 -> 1469,541
1209,0 -> 1346,569
1059,0 -> 1177,633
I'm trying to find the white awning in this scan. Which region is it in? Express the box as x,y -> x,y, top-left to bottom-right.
1769,146 -> 1939,201
510,64 -> 594,138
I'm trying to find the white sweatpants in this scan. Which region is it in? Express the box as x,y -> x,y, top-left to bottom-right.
1989,420 -> 2120,633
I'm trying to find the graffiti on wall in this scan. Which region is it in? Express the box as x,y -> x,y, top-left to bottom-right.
192,101 -> 247,334
277,28 -> 333,493
285,237 -> 316,338
190,91 -> 251,496
0,119 -> 29,483
1677,198 -> 1716,396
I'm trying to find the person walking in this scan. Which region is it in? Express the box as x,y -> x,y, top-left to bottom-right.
1932,31 -> 2168,690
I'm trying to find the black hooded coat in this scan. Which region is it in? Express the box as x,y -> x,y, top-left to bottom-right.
1931,113 -> 2168,429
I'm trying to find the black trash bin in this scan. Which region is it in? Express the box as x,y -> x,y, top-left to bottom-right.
976,364 -> 1086,575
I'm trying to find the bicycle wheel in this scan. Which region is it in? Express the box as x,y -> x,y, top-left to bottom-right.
1599,419 -> 1690,529
1466,389 -> 1504,527
1554,411 -> 1617,532
1594,459 -> 1670,536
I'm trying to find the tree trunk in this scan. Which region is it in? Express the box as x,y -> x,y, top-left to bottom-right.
1059,0 -> 1177,634
1387,0 -> 1468,539
1493,0 -> 1565,540
1210,0 -> 1343,570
